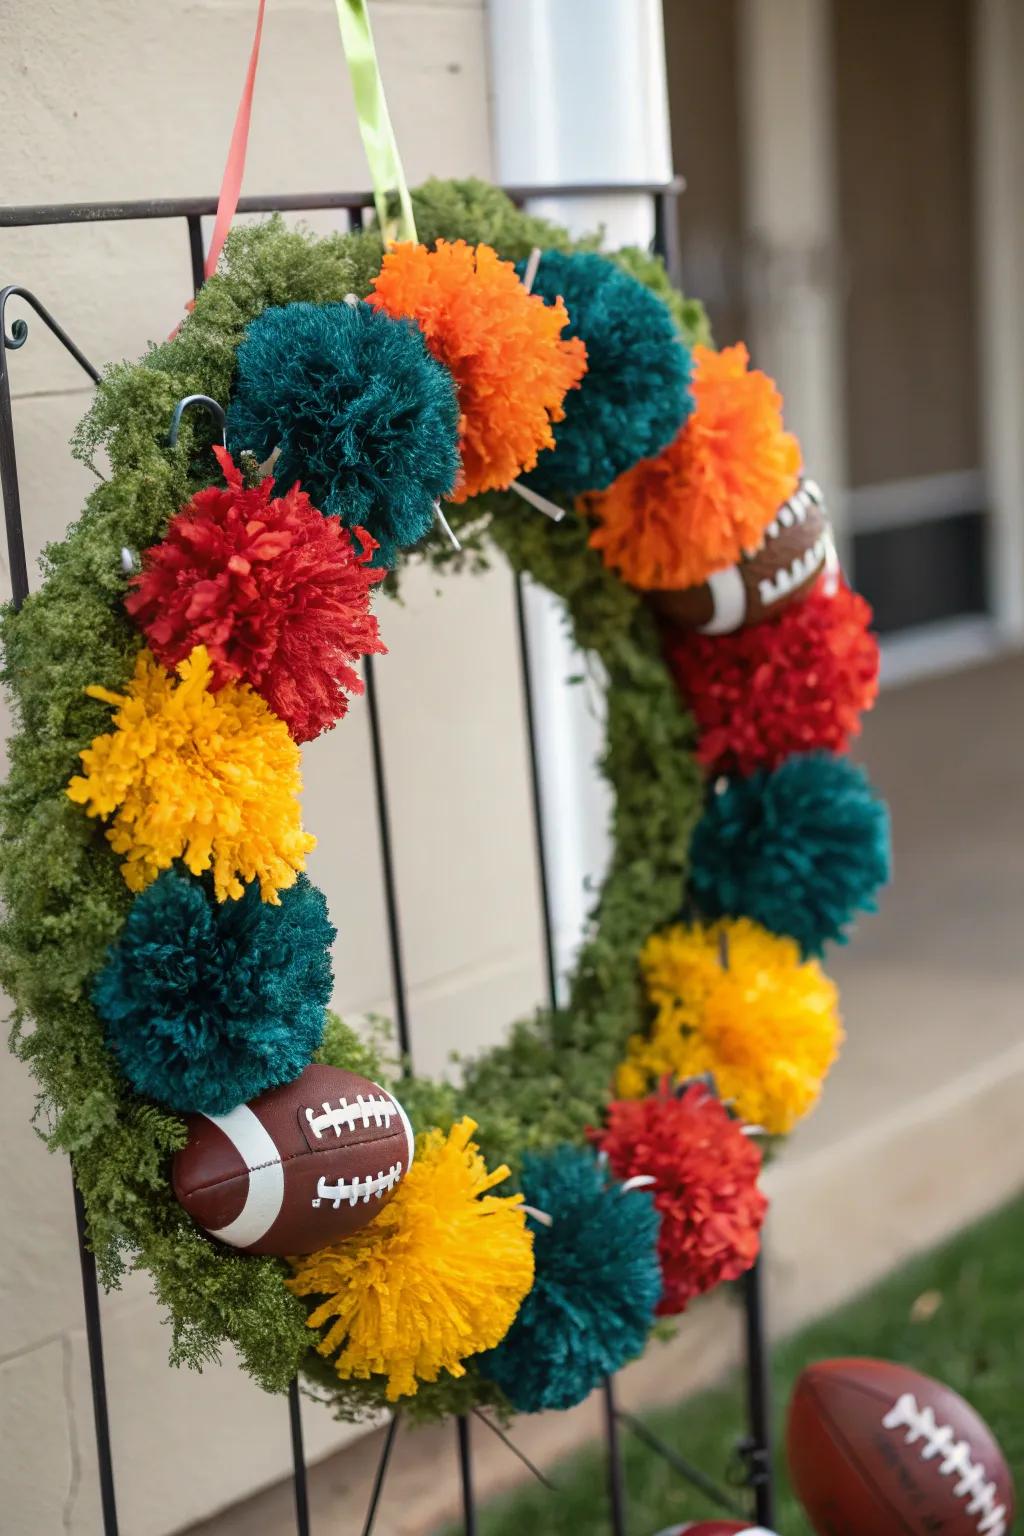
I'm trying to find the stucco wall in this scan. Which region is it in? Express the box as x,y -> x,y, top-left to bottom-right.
0,4 -> 554,1532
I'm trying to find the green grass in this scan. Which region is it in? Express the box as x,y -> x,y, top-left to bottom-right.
468,1196 -> 1024,1535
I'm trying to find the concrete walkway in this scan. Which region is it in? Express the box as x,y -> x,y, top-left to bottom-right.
798,651 -> 1024,1154
185,654 -> 1024,1536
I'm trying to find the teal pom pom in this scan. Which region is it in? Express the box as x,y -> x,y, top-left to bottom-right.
690,752 -> 892,956
226,301 -> 460,566
94,871 -> 336,1115
518,250 -> 693,496
479,1146 -> 661,1413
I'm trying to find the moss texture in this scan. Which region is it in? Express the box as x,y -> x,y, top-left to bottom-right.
0,185 -> 709,1416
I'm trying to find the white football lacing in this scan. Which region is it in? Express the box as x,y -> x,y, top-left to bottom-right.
756,479 -> 827,608
882,1392 -> 1007,1535
757,537 -> 827,607
312,1163 -> 403,1209
304,1094 -> 395,1139
761,478 -> 824,542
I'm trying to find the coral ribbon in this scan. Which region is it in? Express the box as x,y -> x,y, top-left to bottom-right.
192,0 -> 413,295
333,0 -> 417,243
205,0 -> 268,280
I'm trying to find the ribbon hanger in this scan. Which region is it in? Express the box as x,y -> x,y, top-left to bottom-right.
334,0 -> 417,244
204,0 -> 268,282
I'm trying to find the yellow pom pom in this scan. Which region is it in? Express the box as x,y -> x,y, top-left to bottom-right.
287,1117 -> 535,1401
617,917 -> 842,1135
66,646 -> 315,902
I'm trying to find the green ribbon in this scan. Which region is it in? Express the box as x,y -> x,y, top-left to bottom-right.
334,0 -> 417,244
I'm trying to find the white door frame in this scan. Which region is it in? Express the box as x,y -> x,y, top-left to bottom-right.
974,0 -> 1024,645
739,0 -> 1024,680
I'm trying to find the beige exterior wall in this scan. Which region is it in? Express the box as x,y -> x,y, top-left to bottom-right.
0,3 -> 552,1532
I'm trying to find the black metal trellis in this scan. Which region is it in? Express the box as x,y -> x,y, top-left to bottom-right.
0,180 -> 775,1536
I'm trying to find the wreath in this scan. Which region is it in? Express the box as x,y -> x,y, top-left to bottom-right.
0,178 -> 889,1424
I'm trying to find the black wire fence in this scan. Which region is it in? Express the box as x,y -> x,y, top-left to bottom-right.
0,183 -> 774,1536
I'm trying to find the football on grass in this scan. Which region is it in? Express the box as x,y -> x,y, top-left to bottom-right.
788,1357 -> 1014,1536
653,1523 -> 778,1535
173,1064 -> 415,1255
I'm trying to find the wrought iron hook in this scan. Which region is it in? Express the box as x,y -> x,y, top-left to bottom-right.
0,288 -> 102,609
167,393 -> 227,449
0,285 -> 101,381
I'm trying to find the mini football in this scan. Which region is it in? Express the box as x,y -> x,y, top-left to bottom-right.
652,1523 -> 778,1535
172,1064 -> 415,1256
788,1357 -> 1014,1536
650,478 -> 830,634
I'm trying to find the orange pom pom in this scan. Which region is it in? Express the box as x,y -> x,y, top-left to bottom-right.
584,343 -> 801,590
368,240 -> 587,502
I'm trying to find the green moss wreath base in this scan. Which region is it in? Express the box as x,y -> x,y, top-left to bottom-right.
0,180 -> 707,1420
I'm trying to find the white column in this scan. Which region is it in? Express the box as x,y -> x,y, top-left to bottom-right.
485,0 -> 672,994
974,0 -> 1024,642
736,0 -> 849,554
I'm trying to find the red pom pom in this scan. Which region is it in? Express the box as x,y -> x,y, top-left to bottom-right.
592,1083 -> 766,1316
664,579 -> 879,776
126,449 -> 385,742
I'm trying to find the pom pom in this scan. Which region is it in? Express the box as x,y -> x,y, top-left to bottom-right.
592,1083 -> 766,1315
126,448 -> 385,743
479,1145 -> 661,1412
94,871 -> 335,1115
225,301 -> 460,566
67,646 -> 315,902
287,1118 -> 534,1401
665,578 -> 880,776
584,343 -> 801,590
368,240 -> 587,501
517,250 -> 693,497
611,245 -> 714,349
617,917 -> 842,1136
690,753 -> 892,956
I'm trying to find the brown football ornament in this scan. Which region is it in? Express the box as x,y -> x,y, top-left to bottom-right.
650,478 -> 832,634
172,1064 -> 415,1255
787,1358 -> 1014,1536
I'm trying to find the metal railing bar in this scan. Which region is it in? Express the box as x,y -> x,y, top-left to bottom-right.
2,293 -> 118,1534
741,1256 -> 775,1528
360,1415 -> 401,1536
456,1416 -> 478,1536
362,654 -> 413,1065
512,573 -> 560,1012
186,215 -> 206,297
654,185 -> 684,289
0,193 -> 373,227
616,1408 -> 749,1520
0,324 -> 31,610
0,179 -> 685,230
73,1181 -> 120,1536
0,285 -> 102,385
288,1379 -> 312,1536
602,1376 -> 628,1536
472,1409 -> 556,1491
0,288 -> 102,610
